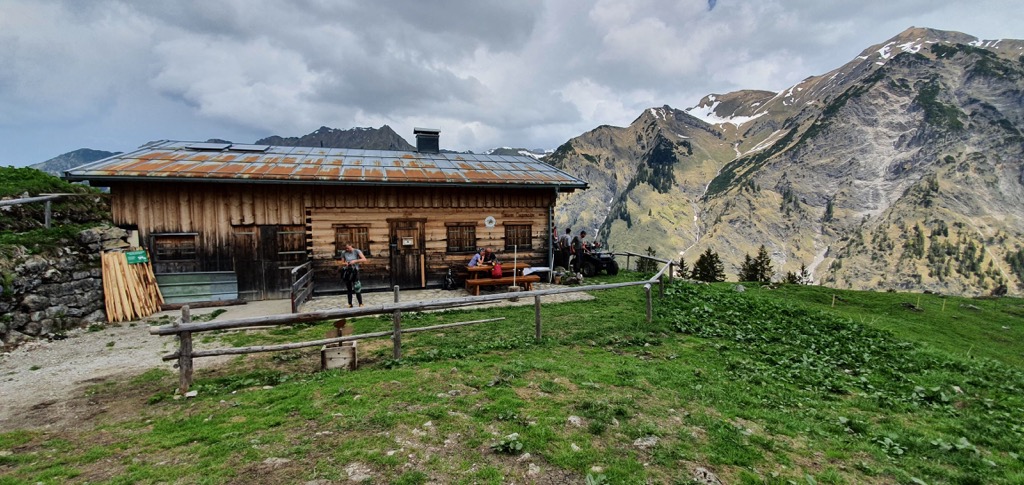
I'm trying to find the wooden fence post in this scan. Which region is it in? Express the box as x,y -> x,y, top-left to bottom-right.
392,286 -> 402,359
177,305 -> 193,394
44,201 -> 51,229
668,262 -> 674,283
644,284 -> 652,324
534,295 -> 542,340
659,275 -> 665,298
626,254 -> 631,271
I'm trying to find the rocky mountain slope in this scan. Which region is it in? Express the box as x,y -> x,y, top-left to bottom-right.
30,148 -> 120,176
255,125 -> 414,151
551,27 -> 1024,295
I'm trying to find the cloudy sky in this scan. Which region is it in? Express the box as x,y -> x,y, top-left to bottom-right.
1,0 -> 1020,166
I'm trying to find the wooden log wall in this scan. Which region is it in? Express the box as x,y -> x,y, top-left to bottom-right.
109,182 -> 558,289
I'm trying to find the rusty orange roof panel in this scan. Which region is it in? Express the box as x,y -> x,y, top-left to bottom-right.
64,140 -> 587,191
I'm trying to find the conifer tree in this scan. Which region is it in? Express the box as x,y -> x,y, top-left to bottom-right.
738,254 -> 758,282
741,245 -> 774,282
786,263 -> 813,284
676,256 -> 689,279
798,263 -> 812,285
691,248 -> 725,282
636,246 -> 658,273
754,245 -> 774,282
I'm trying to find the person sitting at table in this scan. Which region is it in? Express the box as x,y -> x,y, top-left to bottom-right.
482,247 -> 497,265
468,248 -> 486,267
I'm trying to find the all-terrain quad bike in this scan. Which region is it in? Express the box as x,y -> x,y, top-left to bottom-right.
575,242 -> 619,277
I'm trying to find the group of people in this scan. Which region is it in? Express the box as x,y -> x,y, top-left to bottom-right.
338,229 -> 591,304
555,228 -> 588,273
467,247 -> 496,267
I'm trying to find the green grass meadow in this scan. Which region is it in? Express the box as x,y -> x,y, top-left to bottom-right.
2,274 -> 1023,484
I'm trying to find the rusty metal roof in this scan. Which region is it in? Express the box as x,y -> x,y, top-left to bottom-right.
64,140 -> 588,192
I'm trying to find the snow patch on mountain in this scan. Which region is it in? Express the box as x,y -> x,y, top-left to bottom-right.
876,38 -> 939,60
685,99 -> 767,127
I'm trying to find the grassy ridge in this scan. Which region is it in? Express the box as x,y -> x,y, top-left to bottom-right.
1,277 -> 1022,483
0,167 -> 109,251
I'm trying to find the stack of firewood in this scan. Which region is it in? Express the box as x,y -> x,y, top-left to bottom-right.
101,251 -> 164,322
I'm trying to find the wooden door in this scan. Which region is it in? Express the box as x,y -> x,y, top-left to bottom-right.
232,225 -> 307,301
260,225 -> 307,299
232,225 -> 263,301
389,219 -> 424,288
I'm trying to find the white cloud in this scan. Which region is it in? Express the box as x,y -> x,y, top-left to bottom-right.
150,36 -> 325,132
0,2 -> 155,125
0,0 -> 1021,165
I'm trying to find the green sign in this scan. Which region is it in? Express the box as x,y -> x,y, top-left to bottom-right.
125,250 -> 149,264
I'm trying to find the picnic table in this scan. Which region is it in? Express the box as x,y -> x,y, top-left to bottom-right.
464,262 -> 540,296
465,262 -> 530,279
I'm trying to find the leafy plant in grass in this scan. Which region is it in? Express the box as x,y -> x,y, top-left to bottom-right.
191,369 -> 293,394
491,432 -> 524,454
585,472 -> 609,485
659,281 -> 1024,481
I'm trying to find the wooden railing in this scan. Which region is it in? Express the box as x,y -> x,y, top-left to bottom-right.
153,254 -> 675,393
620,251 -> 676,277
0,194 -> 67,229
290,261 -> 314,313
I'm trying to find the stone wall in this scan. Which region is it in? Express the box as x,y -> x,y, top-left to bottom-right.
0,225 -> 128,349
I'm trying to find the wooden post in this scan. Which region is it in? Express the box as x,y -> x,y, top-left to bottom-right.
392,286 -> 402,359
534,295 -> 542,341
941,298 -> 946,312
831,295 -> 836,307
44,201 -> 51,229
644,284 -> 652,324
420,255 -> 426,288
177,305 -> 193,394
627,254 -> 631,271
659,274 -> 665,298
668,262 -> 674,282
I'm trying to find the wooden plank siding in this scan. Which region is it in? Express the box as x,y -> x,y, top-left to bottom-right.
108,182 -> 556,298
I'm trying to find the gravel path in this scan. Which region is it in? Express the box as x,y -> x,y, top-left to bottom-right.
0,316 -> 216,431
0,284 -> 591,431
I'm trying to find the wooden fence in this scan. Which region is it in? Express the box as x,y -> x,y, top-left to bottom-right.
0,194 -> 67,229
290,261 -> 314,313
153,254 -> 674,393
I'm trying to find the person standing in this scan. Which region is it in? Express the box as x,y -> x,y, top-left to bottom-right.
571,230 -> 587,274
339,243 -> 367,308
557,228 -> 572,268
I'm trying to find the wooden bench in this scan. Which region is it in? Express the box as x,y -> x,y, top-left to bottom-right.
464,275 -> 541,296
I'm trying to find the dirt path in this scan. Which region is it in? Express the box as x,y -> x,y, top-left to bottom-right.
1,285 -> 591,431
0,298 -> 293,431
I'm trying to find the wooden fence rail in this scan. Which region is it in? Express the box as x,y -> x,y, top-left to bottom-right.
154,255 -> 673,393
0,194 -> 65,229
290,261 -> 314,313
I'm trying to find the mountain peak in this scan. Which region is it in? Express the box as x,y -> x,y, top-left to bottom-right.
30,148 -> 121,176
255,125 -> 414,151
554,27 -> 1024,296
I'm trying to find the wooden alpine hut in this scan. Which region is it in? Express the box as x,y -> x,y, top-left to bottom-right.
65,129 -> 587,302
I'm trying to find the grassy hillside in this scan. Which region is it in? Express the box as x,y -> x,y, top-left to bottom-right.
1,276 -> 1022,483
0,166 -> 109,253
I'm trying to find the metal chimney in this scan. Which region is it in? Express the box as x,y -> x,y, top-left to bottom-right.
413,128 -> 440,153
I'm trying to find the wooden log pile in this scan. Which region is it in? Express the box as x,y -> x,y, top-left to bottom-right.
101,251 -> 164,322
